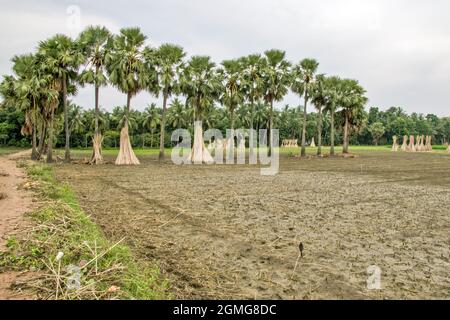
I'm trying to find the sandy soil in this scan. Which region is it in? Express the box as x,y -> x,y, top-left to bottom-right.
55,151 -> 450,299
0,150 -> 35,300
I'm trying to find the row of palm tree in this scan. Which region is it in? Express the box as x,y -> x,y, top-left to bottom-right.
0,25 -> 368,165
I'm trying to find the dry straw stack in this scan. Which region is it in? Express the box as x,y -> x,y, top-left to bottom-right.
399,135 -> 433,153
391,136 -> 399,152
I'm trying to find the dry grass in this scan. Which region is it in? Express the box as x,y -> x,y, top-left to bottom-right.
0,164 -> 168,300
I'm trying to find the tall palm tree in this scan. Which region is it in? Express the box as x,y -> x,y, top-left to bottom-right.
219,59 -> 245,159
153,44 -> 185,160
291,58 -> 319,157
311,74 -> 326,156
220,59 -> 245,132
261,49 -> 291,155
78,26 -> 112,164
340,79 -> 368,154
254,102 -> 269,132
323,76 -> 342,156
8,56 -> 39,159
143,104 -> 161,148
68,103 -> 85,143
240,54 -> 264,157
1,54 -> 55,160
167,98 -> 186,129
38,34 -> 83,162
106,27 -> 150,165
180,56 -> 221,163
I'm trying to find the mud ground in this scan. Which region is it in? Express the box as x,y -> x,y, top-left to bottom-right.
55,151 -> 450,299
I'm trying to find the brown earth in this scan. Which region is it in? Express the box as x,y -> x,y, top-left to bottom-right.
53,150 -> 450,300
0,150 -> 36,300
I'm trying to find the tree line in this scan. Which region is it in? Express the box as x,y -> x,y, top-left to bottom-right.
1,26 -> 448,164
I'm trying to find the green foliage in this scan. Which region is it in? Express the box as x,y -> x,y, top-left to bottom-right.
1,24 -> 449,154
368,122 -> 386,145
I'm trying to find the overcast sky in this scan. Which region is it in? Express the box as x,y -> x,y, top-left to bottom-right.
1,0 -> 449,116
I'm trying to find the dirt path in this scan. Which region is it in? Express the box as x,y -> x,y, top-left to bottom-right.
0,150 -> 35,300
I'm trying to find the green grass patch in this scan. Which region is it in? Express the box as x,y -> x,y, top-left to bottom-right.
0,163 -> 168,300
0,147 -> 25,155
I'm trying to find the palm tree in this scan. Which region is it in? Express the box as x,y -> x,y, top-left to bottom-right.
1,54 -> 56,160
323,76 -> 342,156
254,102 -> 269,132
106,27 -> 150,165
3,56 -> 37,159
311,74 -> 326,156
38,34 -> 83,162
180,56 -> 221,163
69,103 -> 85,144
340,79 -> 368,154
261,49 -> 291,155
143,104 -> 161,148
291,58 -> 319,157
241,54 -> 264,158
167,98 -> 186,129
236,104 -> 252,129
32,51 -> 60,163
153,44 -> 185,160
78,26 -> 112,164
219,59 -> 245,159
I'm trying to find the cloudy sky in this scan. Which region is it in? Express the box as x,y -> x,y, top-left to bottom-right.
1,0 -> 449,116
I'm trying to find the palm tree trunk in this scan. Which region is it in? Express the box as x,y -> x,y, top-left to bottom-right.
301,92 -> 308,157
90,72 -> 104,165
126,93 -> 131,125
38,120 -> 46,156
159,93 -> 168,160
330,106 -> 335,156
269,99 -> 274,157
150,129 -> 154,148
228,106 -> 235,161
63,73 -> 70,162
343,111 -> 349,154
31,98 -> 39,160
47,109 -> 54,163
317,105 -> 323,156
94,67 -> 100,135
31,124 -> 38,160
249,99 -> 255,159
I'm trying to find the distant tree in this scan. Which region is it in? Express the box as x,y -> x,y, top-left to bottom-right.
106,28 -> 151,165
261,49 -> 291,155
369,122 -> 385,146
153,44 -> 185,160
38,34 -> 83,162
78,26 -> 112,164
291,58 -> 319,157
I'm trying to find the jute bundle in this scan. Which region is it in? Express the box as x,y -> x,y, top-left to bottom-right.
391,136 -> 399,152
401,135 -> 408,151
407,135 -> 416,152
115,123 -> 140,165
419,135 -> 425,152
188,121 -> 214,164
90,133 -> 104,165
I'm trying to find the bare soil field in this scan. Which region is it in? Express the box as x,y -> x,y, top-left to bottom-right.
55,151 -> 450,299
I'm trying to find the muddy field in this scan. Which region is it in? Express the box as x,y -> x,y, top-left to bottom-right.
54,151 -> 450,299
